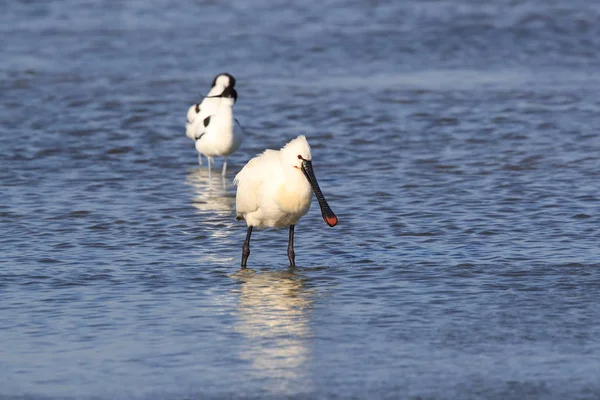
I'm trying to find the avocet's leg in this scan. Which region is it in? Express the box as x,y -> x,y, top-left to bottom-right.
207,157 -> 213,179
241,226 -> 253,269
197,153 -> 203,166
287,225 -> 296,267
221,157 -> 228,177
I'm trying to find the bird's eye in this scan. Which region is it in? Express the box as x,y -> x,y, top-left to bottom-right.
297,155 -> 302,160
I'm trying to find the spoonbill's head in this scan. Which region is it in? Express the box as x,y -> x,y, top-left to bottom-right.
281,135 -> 312,168
281,136 -> 338,227
212,73 -> 236,89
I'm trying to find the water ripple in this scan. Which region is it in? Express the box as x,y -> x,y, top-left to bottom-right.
2,0 -> 600,399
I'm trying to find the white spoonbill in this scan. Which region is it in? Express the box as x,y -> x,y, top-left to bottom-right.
185,73 -> 236,166
194,85 -> 242,178
234,135 -> 338,268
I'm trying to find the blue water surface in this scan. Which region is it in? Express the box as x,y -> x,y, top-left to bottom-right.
1,1 -> 600,399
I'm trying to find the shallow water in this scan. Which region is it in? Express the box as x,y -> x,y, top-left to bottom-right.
2,0 -> 600,399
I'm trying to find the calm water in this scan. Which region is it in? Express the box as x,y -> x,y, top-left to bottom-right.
2,1 -> 600,399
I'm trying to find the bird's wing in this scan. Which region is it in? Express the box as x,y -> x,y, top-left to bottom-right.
234,150 -> 280,217
193,97 -> 221,138
185,104 -> 200,140
186,104 -> 198,124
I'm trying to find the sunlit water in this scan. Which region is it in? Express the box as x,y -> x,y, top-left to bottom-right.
2,1 -> 600,399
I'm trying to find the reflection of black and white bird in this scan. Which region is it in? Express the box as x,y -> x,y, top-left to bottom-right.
194,85 -> 243,178
185,73 -> 236,166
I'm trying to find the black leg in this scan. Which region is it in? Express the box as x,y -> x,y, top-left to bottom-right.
287,225 -> 295,267
241,226 -> 253,269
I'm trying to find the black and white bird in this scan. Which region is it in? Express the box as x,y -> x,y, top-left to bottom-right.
185,73 -> 238,168
193,85 -> 243,178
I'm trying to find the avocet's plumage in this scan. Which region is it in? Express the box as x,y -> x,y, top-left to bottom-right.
234,135 -> 337,268
194,86 -> 242,177
185,103 -> 201,142
185,73 -> 238,170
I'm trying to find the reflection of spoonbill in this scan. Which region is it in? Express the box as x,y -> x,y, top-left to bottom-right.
185,73 -> 236,167
234,135 -> 338,268
232,270 -> 314,394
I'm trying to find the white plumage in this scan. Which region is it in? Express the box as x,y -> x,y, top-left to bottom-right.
185,73 -> 241,175
194,86 -> 242,178
235,136 -> 312,228
185,103 -> 202,142
234,135 -> 337,268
